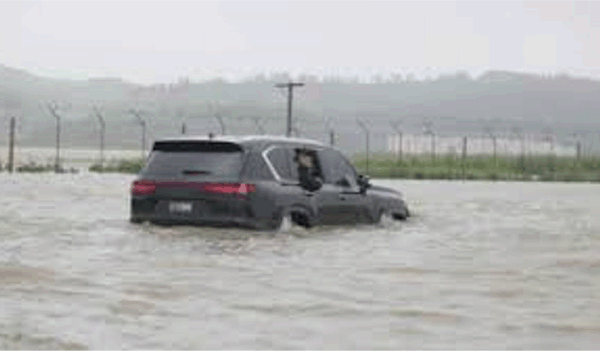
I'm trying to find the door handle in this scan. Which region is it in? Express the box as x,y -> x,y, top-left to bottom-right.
339,195 -> 347,201
304,192 -> 314,197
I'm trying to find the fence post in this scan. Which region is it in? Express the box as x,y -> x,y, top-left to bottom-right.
492,135 -> 497,168
462,136 -> 467,180
366,132 -> 370,175
357,119 -> 370,176
8,117 -> 15,173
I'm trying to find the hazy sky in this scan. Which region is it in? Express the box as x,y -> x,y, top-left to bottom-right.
1,1 -> 599,85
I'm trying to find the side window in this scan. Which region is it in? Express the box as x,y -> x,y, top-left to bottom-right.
318,149 -> 358,186
245,152 -> 274,181
266,147 -> 296,181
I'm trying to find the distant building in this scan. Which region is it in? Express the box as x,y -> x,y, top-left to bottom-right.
387,134 -> 577,157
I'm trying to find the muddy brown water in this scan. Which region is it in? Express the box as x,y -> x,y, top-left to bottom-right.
1,173 -> 599,349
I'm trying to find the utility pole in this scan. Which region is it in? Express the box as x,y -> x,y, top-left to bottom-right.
390,121 -> 403,162
8,117 -> 15,173
128,108 -> 148,159
357,119 -> 370,175
291,117 -> 304,137
323,116 -> 336,146
275,82 -> 304,137
46,101 -> 70,173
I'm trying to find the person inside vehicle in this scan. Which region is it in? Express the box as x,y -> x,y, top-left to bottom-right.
295,149 -> 323,192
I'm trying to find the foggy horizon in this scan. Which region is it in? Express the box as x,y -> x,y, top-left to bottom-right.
2,1 -> 600,85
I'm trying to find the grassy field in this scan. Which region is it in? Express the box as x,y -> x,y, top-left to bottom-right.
5,151 -> 600,183
89,159 -> 146,174
91,152 -> 600,183
351,153 -> 600,182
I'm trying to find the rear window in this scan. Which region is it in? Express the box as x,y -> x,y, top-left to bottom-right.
140,141 -> 245,179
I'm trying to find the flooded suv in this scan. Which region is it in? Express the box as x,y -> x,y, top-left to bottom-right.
130,135 -> 410,230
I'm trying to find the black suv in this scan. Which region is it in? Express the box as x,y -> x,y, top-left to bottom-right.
130,135 -> 410,230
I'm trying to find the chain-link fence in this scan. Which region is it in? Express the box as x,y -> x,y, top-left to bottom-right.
2,102 -> 600,179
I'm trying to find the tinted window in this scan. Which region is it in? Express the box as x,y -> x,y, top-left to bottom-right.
266,147 -> 297,181
153,141 -> 243,152
141,141 -> 244,179
318,149 -> 357,185
243,152 -> 274,181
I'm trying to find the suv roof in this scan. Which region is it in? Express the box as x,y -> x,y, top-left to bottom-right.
154,134 -> 326,149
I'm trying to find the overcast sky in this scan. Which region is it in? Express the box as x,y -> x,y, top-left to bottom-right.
1,1 -> 599,85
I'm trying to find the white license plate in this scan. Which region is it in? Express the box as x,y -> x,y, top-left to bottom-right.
169,201 -> 193,213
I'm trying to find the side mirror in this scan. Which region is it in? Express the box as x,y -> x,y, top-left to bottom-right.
357,174 -> 371,194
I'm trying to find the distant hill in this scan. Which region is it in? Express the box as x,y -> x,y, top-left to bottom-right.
1,64 -> 600,154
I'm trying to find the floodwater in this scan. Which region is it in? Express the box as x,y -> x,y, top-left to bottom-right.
1,174 -> 599,349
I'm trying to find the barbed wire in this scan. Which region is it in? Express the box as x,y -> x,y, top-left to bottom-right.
1,100 -> 600,171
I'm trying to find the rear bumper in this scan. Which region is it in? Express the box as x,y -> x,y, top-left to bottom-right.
130,197 -> 273,230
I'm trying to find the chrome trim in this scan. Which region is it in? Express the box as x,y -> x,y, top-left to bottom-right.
261,145 -> 282,182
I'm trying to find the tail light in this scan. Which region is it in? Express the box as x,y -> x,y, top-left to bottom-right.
203,183 -> 256,195
130,181 -> 255,197
131,180 -> 156,196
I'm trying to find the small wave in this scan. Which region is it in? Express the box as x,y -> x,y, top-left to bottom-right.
483,288 -> 524,299
108,299 -> 155,316
535,322 -> 600,334
553,257 -> 600,269
0,331 -> 88,350
391,308 -> 466,324
372,266 -> 439,276
229,302 -> 370,318
123,281 -> 189,300
0,264 -> 57,285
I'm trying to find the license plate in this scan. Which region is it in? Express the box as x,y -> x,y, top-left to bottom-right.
169,201 -> 193,214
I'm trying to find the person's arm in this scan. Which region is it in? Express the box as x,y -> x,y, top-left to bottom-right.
307,168 -> 323,190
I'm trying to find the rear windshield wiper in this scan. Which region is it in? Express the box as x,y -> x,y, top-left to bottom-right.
182,170 -> 212,175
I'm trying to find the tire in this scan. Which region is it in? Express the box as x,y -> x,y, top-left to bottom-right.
130,217 -> 143,224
